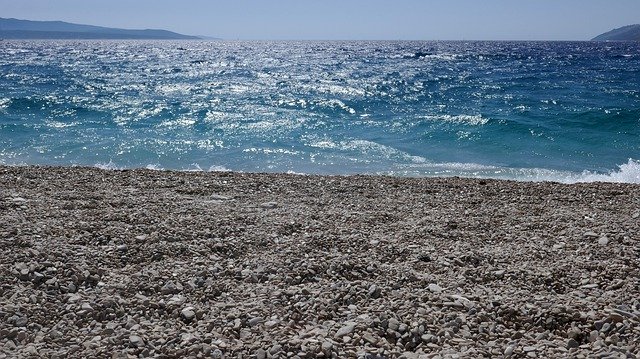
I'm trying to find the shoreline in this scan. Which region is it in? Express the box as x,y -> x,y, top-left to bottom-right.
1,165 -> 638,358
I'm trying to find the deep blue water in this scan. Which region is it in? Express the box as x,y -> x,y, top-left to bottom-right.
1,40 -> 639,182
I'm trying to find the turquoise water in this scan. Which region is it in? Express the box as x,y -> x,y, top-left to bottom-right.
1,40 -> 639,183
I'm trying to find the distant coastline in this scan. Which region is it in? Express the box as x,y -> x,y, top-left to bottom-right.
0,17 -> 210,40
592,24 -> 640,41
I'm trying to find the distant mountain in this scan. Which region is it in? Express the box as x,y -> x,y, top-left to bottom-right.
592,24 -> 640,41
0,17 -> 202,40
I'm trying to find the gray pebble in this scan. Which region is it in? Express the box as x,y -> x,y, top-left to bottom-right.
335,323 -> 356,338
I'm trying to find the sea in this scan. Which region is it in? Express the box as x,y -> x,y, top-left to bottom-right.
1,40 -> 639,183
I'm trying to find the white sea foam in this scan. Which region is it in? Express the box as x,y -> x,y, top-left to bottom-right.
94,160 -> 121,170
208,165 -> 231,172
421,114 -> 489,126
391,158 -> 640,184
0,98 -> 10,110
569,159 -> 640,184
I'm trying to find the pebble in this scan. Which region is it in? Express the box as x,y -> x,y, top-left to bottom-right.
255,348 -> 267,359
362,333 -> 377,345
181,307 -> 196,323
260,202 -> 278,209
428,283 -> 443,293
269,344 -> 282,355
597,236 -> 609,246
129,335 -> 144,348
567,339 -> 580,349
160,281 -> 179,295
335,323 -> 356,338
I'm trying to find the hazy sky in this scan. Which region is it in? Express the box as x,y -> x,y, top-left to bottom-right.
1,0 -> 639,40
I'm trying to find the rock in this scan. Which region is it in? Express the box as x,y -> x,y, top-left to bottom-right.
32,272 -> 45,283
116,244 -> 128,251
597,236 -> 609,246
335,323 -> 356,338
321,341 -> 333,352
566,328 -> 581,340
368,284 -> 381,298
181,307 -> 196,323
608,312 -> 624,323
248,317 -> 263,327
255,348 -> 267,359
129,335 -> 144,348
388,318 -> 400,331
211,349 -> 223,359
161,280 -> 179,295
504,345 -> 515,357
493,269 -> 506,278
523,346 -> 536,352
362,333 -> 377,345
269,344 -> 282,355
428,283 -> 442,293
583,231 -> 598,238
421,334 -> 436,344
14,317 -> 28,327
567,338 -> 579,349
260,202 -> 278,209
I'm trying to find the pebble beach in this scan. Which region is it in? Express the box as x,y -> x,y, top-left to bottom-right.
1,165 -> 639,358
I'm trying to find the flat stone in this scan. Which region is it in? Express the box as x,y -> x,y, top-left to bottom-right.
583,231 -> 598,238
248,317 -> 262,327
269,344 -> 282,355
129,335 -> 144,348
523,346 -> 536,352
335,323 -> 356,338
260,202 -> 278,209
504,345 -> 515,357
362,333 -> 377,345
421,334 -> 436,343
